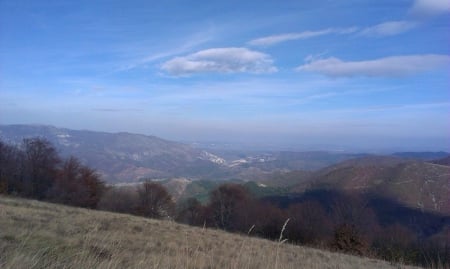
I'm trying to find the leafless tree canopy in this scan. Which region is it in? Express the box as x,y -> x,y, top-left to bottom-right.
137,181 -> 175,219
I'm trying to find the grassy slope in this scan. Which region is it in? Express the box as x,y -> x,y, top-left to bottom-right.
0,195 -> 419,269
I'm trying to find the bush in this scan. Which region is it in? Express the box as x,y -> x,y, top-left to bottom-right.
332,223 -> 369,255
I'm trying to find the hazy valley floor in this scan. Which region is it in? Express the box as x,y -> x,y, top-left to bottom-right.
0,195 -> 420,269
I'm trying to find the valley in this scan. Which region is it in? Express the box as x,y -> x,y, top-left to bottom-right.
1,124 -> 449,217
0,124 -> 449,268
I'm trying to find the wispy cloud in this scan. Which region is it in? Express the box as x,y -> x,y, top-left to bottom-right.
161,47 -> 277,76
296,54 -> 450,77
117,31 -> 214,72
360,21 -> 417,37
92,108 -> 144,112
410,0 -> 450,18
324,102 -> 450,115
248,27 -> 358,46
248,20 -> 418,47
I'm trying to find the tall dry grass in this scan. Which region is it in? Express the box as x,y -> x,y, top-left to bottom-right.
0,195 -> 420,269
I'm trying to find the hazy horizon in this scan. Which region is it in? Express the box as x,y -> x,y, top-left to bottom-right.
1,123 -> 449,154
1,0 -> 449,152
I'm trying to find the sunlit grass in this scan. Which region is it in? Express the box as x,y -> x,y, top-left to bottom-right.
0,195 -> 420,269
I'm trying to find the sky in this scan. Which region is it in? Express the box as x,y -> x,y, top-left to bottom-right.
0,0 -> 449,152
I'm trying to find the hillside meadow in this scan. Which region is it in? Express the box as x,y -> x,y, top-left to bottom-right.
0,195 -> 420,269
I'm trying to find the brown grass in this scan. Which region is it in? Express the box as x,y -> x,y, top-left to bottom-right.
0,195 -> 420,269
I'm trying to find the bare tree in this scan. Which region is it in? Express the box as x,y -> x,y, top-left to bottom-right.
208,183 -> 251,231
286,201 -> 333,245
21,138 -> 61,198
373,223 -> 417,263
137,181 -> 174,219
176,197 -> 207,226
98,186 -> 139,214
0,140 -> 22,193
330,193 -> 378,255
48,156 -> 105,208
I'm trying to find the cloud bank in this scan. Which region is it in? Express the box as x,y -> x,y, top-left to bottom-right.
161,47 -> 277,76
248,28 -> 358,46
360,21 -> 417,37
296,54 -> 450,77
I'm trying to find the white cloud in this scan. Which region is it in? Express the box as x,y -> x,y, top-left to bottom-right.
161,47 -> 277,76
410,0 -> 450,17
360,21 -> 417,37
296,54 -> 450,77
248,20 -> 418,47
248,27 -> 358,46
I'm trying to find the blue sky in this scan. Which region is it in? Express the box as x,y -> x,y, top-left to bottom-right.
0,0 -> 449,151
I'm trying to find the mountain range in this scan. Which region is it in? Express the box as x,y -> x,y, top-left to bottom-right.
0,124 -> 363,182
0,124 -> 227,182
1,124 -> 449,216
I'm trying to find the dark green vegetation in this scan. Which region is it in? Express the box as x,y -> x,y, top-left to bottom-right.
162,179 -> 288,203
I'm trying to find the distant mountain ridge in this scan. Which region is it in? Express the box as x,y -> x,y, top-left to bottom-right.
0,124 -> 370,182
391,151 -> 450,160
0,124 -> 227,182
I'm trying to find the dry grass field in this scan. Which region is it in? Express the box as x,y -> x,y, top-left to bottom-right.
0,195 -> 420,269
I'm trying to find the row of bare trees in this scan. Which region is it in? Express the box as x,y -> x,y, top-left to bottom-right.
99,181 -> 448,267
177,184 -> 448,267
99,182 -> 175,219
0,138 -> 105,208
